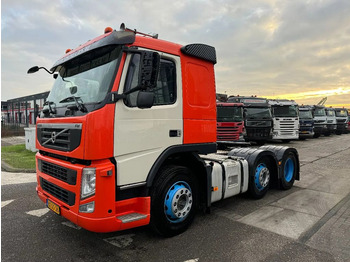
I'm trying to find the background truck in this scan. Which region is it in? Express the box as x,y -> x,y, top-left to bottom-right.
216,102 -> 244,144
28,24 -> 300,237
334,108 -> 348,135
227,96 -> 273,145
324,107 -> 337,136
310,105 -> 327,138
268,99 -> 299,142
298,106 -> 314,139
347,110 -> 350,133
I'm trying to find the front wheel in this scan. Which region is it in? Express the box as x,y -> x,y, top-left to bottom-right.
150,165 -> 198,237
249,158 -> 271,199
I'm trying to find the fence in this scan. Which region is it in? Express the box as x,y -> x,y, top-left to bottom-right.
1,122 -> 27,137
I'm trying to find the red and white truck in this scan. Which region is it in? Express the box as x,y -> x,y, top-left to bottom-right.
216,102 -> 244,143
28,24 -> 300,236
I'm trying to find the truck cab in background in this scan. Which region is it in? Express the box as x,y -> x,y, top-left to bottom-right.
298,106 -> 314,139
324,107 -> 337,136
334,108 -> 349,135
268,99 -> 299,142
227,96 -> 272,145
216,102 -> 244,144
347,111 -> 350,133
311,105 -> 327,138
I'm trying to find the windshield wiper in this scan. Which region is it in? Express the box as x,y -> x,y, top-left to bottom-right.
59,96 -> 87,113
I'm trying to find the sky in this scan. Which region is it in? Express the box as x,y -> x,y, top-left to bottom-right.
2,0 -> 350,108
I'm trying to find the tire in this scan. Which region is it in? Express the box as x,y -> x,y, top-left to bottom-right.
324,132 -> 331,136
280,152 -> 297,190
150,165 -> 198,237
249,157 -> 271,199
335,131 -> 342,135
313,133 -> 320,138
282,140 -> 291,143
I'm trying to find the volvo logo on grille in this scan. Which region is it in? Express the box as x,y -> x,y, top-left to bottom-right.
51,131 -> 57,144
43,128 -> 69,145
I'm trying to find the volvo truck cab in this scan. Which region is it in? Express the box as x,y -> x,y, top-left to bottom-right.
227,96 -> 273,145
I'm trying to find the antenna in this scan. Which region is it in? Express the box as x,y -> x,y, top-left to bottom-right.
120,23 -> 158,39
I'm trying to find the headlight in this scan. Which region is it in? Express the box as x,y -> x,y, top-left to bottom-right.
81,168 -> 96,199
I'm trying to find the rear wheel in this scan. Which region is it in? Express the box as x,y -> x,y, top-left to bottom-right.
150,165 -> 198,237
249,158 -> 271,199
280,152 -> 297,190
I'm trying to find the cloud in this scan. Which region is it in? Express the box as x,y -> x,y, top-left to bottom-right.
2,0 -> 350,108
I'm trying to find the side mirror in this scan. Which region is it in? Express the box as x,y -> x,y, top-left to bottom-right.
138,51 -> 160,89
137,91 -> 154,109
27,66 -> 53,75
27,66 -> 40,74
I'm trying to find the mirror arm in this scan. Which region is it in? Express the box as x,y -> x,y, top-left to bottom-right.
39,67 -> 54,74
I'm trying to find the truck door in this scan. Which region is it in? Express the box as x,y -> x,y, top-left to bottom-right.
114,52 -> 183,186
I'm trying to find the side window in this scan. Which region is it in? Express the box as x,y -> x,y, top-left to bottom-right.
124,54 -> 176,107
124,54 -> 141,107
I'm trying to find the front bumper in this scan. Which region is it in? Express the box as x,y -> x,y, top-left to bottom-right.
36,152 -> 150,232
314,125 -> 327,134
299,128 -> 314,138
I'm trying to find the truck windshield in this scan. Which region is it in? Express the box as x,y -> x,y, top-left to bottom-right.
217,106 -> 243,122
335,110 -> 347,117
326,110 -> 335,116
245,107 -> 271,119
314,108 -> 326,116
299,110 -> 313,119
272,105 -> 298,117
47,45 -> 121,108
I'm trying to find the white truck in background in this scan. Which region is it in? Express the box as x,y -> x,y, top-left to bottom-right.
268,99 -> 299,142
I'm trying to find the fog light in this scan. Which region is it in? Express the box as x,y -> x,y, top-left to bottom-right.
79,201 -> 95,213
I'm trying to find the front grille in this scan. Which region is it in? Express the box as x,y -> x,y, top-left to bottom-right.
315,120 -> 326,124
38,160 -> 77,185
40,178 -> 75,206
246,121 -> 271,127
246,127 -> 271,138
37,123 -> 82,152
217,126 -> 240,141
279,121 -> 297,129
337,119 -> 346,123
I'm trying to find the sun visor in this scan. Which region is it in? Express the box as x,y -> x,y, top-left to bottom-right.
51,30 -> 135,70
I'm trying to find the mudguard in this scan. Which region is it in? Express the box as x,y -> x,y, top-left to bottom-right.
228,147 -> 278,182
259,145 -> 300,181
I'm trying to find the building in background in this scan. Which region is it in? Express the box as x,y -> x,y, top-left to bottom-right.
1,91 -> 49,126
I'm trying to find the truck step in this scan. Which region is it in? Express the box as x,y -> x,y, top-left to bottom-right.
117,213 -> 147,223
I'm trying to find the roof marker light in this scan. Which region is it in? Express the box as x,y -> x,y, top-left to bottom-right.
104,27 -> 113,34
65,49 -> 72,54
